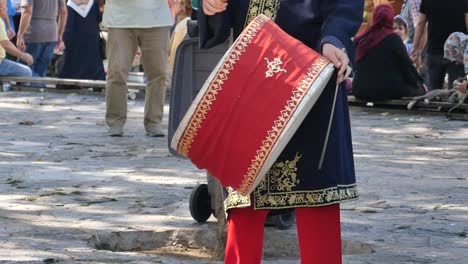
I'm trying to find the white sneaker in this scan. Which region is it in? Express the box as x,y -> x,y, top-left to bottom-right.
146,124 -> 165,137
107,126 -> 124,137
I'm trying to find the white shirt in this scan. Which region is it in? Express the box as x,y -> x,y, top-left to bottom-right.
103,0 -> 172,28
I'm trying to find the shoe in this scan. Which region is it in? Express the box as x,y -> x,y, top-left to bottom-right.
146,124 -> 165,137
107,126 -> 124,137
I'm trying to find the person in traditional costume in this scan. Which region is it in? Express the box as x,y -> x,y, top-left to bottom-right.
198,0 -> 364,263
59,0 -> 105,81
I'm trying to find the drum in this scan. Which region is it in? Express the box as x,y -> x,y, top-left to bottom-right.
171,15 -> 334,196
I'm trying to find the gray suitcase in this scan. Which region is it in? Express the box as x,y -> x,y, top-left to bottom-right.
168,37 -> 228,158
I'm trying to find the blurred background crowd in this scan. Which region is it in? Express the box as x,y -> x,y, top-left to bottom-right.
0,0 -> 466,104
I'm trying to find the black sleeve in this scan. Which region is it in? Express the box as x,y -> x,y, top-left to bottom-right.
198,0 -> 231,49
319,0 -> 365,51
389,35 -> 423,87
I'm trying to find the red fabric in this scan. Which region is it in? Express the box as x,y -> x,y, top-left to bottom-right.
225,206 -> 270,264
296,205 -> 342,263
185,18 -> 326,194
225,205 -> 342,264
355,3 -> 396,62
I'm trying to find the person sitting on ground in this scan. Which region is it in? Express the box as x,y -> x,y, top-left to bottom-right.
0,17 -> 33,77
352,4 -> 426,101
444,32 -> 468,102
393,15 -> 412,54
444,32 -> 468,76
0,0 -> 15,39
410,0 -> 468,91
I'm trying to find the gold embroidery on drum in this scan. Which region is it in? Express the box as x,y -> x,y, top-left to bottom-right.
264,57 -> 287,78
237,57 -> 329,195
245,0 -> 281,26
177,15 -> 270,156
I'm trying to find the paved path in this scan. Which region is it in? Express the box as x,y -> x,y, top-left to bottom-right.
0,91 -> 466,264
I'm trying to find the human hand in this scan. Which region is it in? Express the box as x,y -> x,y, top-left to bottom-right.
56,41 -> 65,52
56,35 -> 64,51
454,79 -> 467,93
20,52 -> 33,65
203,0 -> 227,15
16,35 -> 26,52
322,43 -> 351,83
414,55 -> 422,70
409,48 -> 419,62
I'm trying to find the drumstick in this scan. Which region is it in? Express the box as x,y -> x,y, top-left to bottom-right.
318,49 -> 345,170
318,82 -> 340,170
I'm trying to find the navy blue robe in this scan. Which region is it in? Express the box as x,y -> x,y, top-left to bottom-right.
59,1 -> 105,81
199,0 -> 364,210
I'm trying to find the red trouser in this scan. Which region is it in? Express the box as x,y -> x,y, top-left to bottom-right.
225,204 -> 342,264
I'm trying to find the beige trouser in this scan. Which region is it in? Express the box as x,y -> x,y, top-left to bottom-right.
105,27 -> 170,131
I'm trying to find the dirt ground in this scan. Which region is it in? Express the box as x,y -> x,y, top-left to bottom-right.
0,91 -> 467,264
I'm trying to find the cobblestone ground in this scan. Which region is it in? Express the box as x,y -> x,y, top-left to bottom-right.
0,91 -> 466,264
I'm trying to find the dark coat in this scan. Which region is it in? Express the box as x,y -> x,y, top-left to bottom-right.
352,34 -> 426,101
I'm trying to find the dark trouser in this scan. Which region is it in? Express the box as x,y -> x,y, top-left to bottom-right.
426,53 -> 464,90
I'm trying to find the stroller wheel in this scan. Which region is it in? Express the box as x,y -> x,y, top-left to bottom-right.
189,183 -> 212,222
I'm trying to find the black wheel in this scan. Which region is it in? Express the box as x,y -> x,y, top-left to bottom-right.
189,183 -> 212,223
272,211 -> 296,230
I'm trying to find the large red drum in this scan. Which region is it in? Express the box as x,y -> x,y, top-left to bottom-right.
171,15 -> 334,196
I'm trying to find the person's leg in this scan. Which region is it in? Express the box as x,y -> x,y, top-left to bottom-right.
105,28 -> 138,134
0,59 -> 32,77
137,26 -> 170,136
19,42 -> 40,75
426,53 -> 447,90
225,206 -> 270,264
33,42 -> 56,77
296,205 -> 342,264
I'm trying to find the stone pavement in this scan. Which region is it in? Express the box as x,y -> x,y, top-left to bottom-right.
0,91 -> 466,264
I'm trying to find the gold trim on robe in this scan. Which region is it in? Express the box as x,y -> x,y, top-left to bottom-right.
244,0 -> 281,26
225,152 -> 359,211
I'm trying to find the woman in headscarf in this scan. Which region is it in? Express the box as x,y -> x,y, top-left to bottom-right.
59,0 -> 105,81
444,32 -> 468,75
352,3 -> 426,100
444,32 -> 468,97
